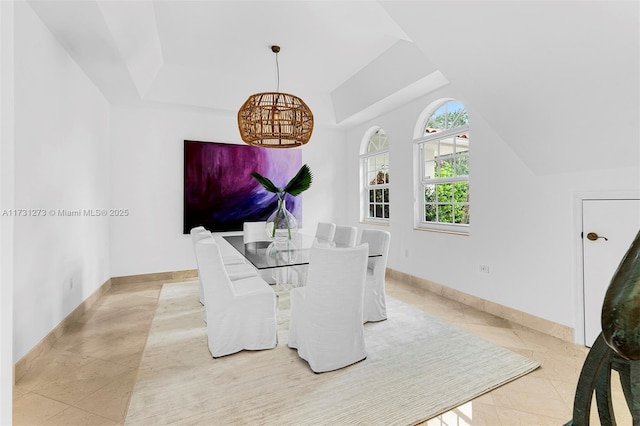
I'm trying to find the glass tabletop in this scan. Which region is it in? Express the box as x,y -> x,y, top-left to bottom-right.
223,234 -> 381,270
223,234 -> 322,270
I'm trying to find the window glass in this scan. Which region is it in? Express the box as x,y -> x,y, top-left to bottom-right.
361,129 -> 390,223
415,101 -> 470,232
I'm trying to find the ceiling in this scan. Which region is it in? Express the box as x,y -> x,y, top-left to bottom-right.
26,0 -> 432,127
26,1 -> 640,175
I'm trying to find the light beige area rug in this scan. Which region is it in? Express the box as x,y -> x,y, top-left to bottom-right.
124,281 -> 539,425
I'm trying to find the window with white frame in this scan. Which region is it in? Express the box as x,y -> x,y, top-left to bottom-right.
361,128 -> 389,222
415,100 -> 469,232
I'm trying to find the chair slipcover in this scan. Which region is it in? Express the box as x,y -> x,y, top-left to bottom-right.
190,225 -> 206,234
315,222 -> 336,242
358,229 -> 391,323
212,234 -> 247,265
191,229 -> 258,305
195,239 -> 277,357
192,230 -> 257,277
290,222 -> 337,286
242,221 -> 277,284
190,227 -> 211,305
191,228 -> 245,266
243,221 -> 269,244
333,225 -> 357,247
288,244 -> 369,373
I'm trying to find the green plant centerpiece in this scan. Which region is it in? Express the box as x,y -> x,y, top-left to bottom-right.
251,164 -> 313,241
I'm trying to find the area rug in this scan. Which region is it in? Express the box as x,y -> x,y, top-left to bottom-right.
124,281 -> 539,425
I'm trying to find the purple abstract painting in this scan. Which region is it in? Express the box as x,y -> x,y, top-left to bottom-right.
183,140 -> 302,233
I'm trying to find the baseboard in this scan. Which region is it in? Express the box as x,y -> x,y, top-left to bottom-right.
111,269 -> 198,285
386,268 -> 574,343
14,277 -> 113,384
14,270 -> 200,385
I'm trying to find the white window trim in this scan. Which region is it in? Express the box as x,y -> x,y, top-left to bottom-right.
413,126 -> 469,145
360,127 -> 390,224
413,110 -> 470,235
361,151 -> 390,224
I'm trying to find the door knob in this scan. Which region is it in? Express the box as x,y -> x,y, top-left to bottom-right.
587,232 -> 608,241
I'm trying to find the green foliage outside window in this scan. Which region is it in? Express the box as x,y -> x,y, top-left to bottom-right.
424,156 -> 469,224
426,106 -> 469,130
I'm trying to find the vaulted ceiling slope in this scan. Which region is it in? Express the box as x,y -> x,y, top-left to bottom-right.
381,1 -> 639,175
27,1 -> 639,175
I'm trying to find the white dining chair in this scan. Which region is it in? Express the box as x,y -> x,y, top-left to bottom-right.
315,222 -> 336,242
243,221 -> 269,243
191,227 -> 211,305
358,229 -> 391,323
333,225 -> 357,247
288,243 -> 369,373
212,234 -> 247,265
191,227 -> 245,266
194,231 -> 257,277
190,225 -> 206,234
191,229 -> 259,305
195,238 -> 277,357
290,222 -> 336,286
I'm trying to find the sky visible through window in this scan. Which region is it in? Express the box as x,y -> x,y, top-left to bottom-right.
427,101 -> 468,132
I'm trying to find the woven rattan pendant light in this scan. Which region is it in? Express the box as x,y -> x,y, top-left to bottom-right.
238,46 -> 314,148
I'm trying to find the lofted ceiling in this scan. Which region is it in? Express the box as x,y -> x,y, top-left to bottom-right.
26,0 -> 426,127
26,1 -> 639,175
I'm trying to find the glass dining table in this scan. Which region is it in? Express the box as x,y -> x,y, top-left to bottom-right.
223,234 -> 321,271
223,234 -> 381,290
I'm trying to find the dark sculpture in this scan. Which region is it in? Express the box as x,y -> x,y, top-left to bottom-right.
566,229 -> 640,425
602,230 -> 640,361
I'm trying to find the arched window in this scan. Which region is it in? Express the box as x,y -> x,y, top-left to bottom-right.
361,128 -> 389,223
414,100 -> 469,233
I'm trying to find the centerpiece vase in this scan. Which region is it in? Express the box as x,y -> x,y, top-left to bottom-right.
265,193 -> 298,241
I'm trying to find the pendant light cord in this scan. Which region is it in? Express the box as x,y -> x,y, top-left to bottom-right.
275,50 -> 280,93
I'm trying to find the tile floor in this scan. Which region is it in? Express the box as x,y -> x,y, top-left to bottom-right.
12,275 -> 632,425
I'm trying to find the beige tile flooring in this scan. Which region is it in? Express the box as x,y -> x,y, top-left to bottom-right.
12,275 -> 633,425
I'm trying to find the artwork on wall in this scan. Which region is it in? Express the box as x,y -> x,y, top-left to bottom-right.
183,140 -> 302,233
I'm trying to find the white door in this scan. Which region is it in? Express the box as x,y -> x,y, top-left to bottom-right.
583,199 -> 640,346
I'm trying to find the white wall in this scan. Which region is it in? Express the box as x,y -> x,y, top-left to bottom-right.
13,2 -> 111,360
109,104 -> 348,277
381,1 -> 639,176
0,1 -> 15,422
346,86 -> 640,331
